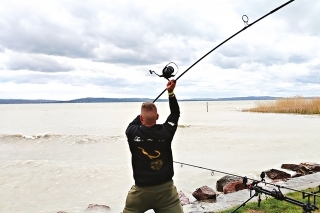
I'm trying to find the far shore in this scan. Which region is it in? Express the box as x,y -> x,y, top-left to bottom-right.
0,96 -> 278,104
2,96 -> 320,116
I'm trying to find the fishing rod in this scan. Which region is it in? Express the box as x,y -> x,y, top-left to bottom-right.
174,161 -> 320,212
232,173 -> 319,213
150,0 -> 295,103
174,161 -> 320,198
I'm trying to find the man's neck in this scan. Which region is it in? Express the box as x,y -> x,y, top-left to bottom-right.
142,123 -> 156,127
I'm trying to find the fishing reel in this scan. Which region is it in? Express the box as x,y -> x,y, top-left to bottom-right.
149,62 -> 179,81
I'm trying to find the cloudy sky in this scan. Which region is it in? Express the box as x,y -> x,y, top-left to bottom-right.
1,0 -> 319,100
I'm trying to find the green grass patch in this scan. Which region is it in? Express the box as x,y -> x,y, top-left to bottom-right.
216,186 -> 320,213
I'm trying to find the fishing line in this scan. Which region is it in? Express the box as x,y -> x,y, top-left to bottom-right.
151,0 -> 295,103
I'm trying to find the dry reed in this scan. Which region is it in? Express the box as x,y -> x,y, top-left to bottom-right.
243,96 -> 320,114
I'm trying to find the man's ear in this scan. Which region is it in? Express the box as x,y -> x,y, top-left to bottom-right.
156,113 -> 159,120
140,114 -> 143,122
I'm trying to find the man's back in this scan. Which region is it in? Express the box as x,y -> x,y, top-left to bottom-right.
123,80 -> 183,213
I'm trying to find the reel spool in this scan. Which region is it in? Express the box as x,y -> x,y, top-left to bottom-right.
149,62 -> 179,81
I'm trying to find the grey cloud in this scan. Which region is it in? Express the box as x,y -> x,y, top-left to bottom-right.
7,54 -> 73,72
95,43 -> 195,66
262,53 -> 286,66
276,0 -> 320,36
209,47 -> 271,69
0,2 -> 96,58
231,1 -> 287,23
77,76 -> 133,88
296,71 -> 320,85
0,1 -> 220,66
211,43 -> 311,69
3,73 -> 58,84
2,71 -> 128,87
0,16 -> 96,58
288,54 -> 308,64
233,0 -> 320,36
211,54 -> 240,69
308,63 -> 320,71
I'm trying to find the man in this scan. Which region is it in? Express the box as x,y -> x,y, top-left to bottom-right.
123,80 -> 183,213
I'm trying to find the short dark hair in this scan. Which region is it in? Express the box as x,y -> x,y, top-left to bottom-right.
141,102 -> 157,112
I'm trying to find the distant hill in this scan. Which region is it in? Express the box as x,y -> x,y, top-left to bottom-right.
0,96 -> 279,104
59,97 -> 165,103
0,99 -> 59,104
185,96 -> 278,101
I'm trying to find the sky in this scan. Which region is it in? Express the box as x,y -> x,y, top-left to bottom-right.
1,0 -> 320,100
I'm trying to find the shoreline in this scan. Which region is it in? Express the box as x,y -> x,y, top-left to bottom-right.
0,96 -> 279,104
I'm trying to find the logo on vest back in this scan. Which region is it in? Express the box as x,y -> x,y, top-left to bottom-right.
134,136 -> 143,142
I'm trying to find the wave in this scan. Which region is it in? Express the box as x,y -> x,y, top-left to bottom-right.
0,132 -> 55,140
178,124 -> 192,128
0,133 -> 125,144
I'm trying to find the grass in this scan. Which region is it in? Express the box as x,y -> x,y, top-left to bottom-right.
216,186 -> 320,213
242,96 -> 320,114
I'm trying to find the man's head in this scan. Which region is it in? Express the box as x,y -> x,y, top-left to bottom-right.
140,102 -> 159,127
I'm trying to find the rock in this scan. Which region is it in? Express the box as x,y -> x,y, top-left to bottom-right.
264,169 -> 291,180
223,180 -> 245,194
216,175 -> 242,192
292,172 -> 304,178
300,162 -> 320,172
281,162 -> 320,178
298,166 -> 313,175
281,164 -> 300,171
86,204 -> 111,211
192,185 -> 216,201
57,211 -> 67,213
178,190 -> 191,205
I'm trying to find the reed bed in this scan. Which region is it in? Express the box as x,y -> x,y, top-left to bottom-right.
243,96 -> 320,114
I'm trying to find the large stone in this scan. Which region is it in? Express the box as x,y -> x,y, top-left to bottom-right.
264,169 -> 291,180
192,185 -> 216,201
223,180 -> 245,194
179,190 -> 191,205
292,172 -> 304,178
86,204 -> 111,211
300,162 -> 320,172
281,164 -> 300,171
281,162 -> 320,178
298,166 -> 312,175
216,175 -> 242,192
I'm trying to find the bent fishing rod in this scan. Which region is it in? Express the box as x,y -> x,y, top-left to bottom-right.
150,0 -> 295,103
149,0 -> 308,196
